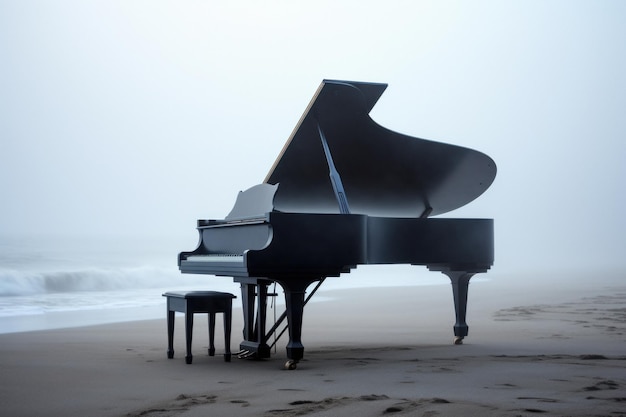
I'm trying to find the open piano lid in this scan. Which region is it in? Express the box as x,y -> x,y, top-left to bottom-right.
264,80 -> 497,218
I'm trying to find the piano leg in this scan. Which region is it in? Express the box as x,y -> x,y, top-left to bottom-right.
429,268 -> 476,345
447,271 -> 474,344
283,287 -> 306,369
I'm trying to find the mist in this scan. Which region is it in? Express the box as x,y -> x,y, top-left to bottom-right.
2,0 -> 625,277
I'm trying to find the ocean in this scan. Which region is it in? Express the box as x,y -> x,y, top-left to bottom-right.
0,234 -> 451,334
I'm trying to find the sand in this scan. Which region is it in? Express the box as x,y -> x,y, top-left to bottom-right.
1,270 -> 625,416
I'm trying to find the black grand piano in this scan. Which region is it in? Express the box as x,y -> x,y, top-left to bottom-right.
179,80 -> 496,369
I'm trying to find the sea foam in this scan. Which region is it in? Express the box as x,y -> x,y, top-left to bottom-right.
0,265 -> 183,296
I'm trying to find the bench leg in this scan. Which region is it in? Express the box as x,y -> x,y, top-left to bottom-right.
167,310 -> 175,359
224,304 -> 232,362
208,313 -> 216,356
185,312 -> 193,364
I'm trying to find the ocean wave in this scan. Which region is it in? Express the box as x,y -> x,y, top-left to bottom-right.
0,263 -> 466,298
0,265 -> 202,296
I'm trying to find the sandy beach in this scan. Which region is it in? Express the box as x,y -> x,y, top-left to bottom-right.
1,270 -> 625,417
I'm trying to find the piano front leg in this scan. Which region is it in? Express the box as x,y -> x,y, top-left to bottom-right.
280,278 -> 321,370
283,287 -> 306,369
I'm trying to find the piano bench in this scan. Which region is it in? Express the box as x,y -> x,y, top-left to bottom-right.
162,291 -> 236,364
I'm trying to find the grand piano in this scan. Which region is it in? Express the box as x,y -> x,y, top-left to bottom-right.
179,80 -> 496,369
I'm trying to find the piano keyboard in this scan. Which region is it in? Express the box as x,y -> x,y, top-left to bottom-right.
185,254 -> 244,263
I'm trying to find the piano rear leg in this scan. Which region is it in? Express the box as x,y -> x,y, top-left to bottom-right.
442,270 -> 475,345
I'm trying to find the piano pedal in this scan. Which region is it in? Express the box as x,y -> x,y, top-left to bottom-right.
237,350 -> 256,359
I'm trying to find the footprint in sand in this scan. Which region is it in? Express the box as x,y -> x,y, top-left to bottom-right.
583,380 -> 619,391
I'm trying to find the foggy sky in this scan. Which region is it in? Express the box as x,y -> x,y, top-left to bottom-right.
1,0 -> 625,274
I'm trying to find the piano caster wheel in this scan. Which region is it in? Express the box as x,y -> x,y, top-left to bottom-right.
167,350 -> 174,359
208,348 -> 215,357
224,353 -> 231,362
285,360 -> 298,370
185,355 -> 193,364
453,336 -> 464,345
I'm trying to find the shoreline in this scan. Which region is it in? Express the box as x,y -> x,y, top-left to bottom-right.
0,265 -> 460,335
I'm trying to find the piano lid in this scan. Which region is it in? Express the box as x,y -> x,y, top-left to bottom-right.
264,80 -> 497,218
